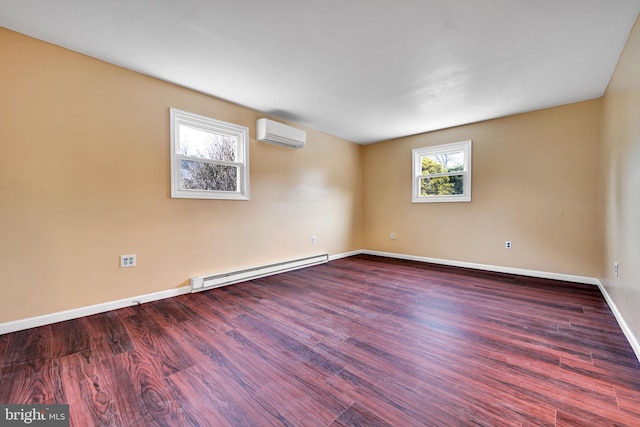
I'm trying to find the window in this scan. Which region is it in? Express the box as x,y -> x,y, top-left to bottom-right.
412,140 -> 472,203
170,108 -> 249,200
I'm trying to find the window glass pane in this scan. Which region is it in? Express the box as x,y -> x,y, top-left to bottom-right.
419,175 -> 464,196
180,160 -> 238,192
178,125 -> 237,162
421,150 -> 464,174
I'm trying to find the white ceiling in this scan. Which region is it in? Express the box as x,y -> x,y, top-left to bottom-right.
1,1 -> 639,144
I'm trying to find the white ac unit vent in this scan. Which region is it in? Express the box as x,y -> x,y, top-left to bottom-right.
256,118 -> 306,149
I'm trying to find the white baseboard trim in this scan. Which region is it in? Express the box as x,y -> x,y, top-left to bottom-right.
0,252 -> 342,335
1,252 -> 342,335
596,280 -> 640,363
329,250 -> 365,261
360,250 -> 599,285
0,249 -> 603,336
0,286 -> 190,335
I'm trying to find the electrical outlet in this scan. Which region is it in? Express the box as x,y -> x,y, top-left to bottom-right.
390,232 -> 395,240
120,254 -> 136,268
312,235 -> 317,245
614,262 -> 619,277
505,241 -> 512,250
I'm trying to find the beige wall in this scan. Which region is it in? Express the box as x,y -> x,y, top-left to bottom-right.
0,28 -> 363,323
362,100 -> 602,277
600,16 -> 640,344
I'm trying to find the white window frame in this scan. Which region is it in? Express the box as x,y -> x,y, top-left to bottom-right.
170,108 -> 249,200
412,140 -> 472,203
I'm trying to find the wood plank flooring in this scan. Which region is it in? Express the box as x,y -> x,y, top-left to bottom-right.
1,254 -> 640,426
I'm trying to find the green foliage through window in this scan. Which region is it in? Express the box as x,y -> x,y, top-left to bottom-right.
412,141 -> 472,203
420,158 -> 455,196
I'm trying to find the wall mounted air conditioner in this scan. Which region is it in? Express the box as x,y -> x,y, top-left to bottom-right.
256,118 -> 306,149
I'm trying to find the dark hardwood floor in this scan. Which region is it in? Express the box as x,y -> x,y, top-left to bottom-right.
1,254 -> 640,426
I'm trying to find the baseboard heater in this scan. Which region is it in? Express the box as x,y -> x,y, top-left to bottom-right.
190,254 -> 329,292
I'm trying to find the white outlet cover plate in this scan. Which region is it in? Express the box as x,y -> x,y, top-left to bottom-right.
120,254 -> 136,268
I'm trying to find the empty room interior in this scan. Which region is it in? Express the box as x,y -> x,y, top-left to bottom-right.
1,1 -> 640,426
